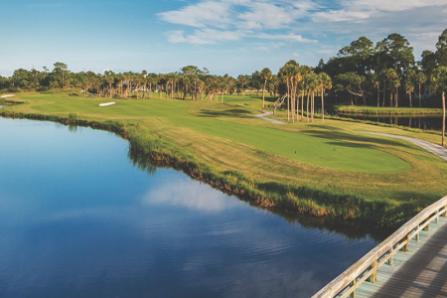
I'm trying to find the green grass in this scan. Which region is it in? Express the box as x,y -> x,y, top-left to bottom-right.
2,91 -> 447,227
336,105 -> 443,116
23,92 -> 408,172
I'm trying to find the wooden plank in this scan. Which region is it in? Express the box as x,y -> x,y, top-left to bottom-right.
356,218 -> 447,298
312,196 -> 447,298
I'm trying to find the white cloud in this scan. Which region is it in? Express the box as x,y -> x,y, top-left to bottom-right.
167,30 -> 316,45
238,2 -> 296,30
157,0 -> 447,64
158,1 -> 232,28
314,9 -> 371,22
315,0 -> 447,22
167,29 -> 243,45
352,0 -> 447,12
256,33 -> 317,43
158,0 -> 317,45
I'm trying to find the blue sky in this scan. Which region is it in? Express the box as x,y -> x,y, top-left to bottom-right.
1,0 -> 447,76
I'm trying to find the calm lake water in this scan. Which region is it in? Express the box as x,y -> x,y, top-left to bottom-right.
338,114 -> 443,131
0,117 -> 376,298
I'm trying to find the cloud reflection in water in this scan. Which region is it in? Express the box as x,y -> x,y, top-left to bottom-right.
142,179 -> 239,213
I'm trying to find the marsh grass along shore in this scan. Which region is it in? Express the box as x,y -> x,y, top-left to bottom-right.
2,91 -> 447,230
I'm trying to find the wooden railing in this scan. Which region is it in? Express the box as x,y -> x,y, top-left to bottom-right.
312,195 -> 447,298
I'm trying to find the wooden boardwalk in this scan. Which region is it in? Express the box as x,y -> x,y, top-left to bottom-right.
357,217 -> 447,298
312,196 -> 447,298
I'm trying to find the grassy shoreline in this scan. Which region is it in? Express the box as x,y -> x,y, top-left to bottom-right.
335,105 -> 443,116
2,91 -> 447,231
0,110 -> 400,237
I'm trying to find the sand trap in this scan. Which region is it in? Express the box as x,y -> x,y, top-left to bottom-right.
99,102 -> 116,107
0,94 -> 15,99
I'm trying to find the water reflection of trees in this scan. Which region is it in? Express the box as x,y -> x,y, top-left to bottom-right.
339,114 -> 442,131
282,213 -> 390,241
68,125 -> 78,132
128,143 -> 157,175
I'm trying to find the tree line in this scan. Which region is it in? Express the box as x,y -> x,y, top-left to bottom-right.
0,30 -> 446,126
0,64 -> 239,101
319,29 -> 447,109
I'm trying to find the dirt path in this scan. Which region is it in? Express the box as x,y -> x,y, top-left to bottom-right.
255,112 -> 285,125
368,132 -> 447,161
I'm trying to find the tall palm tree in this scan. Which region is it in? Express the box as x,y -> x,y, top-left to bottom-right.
141,70 -> 148,99
293,68 -> 304,121
432,66 -> 447,147
305,71 -> 318,122
405,69 -> 416,107
278,60 -> 300,122
260,68 -> 273,109
371,73 -> 381,107
416,71 -> 426,107
319,73 -> 332,121
104,71 -> 115,98
385,69 -> 400,107
299,66 -> 311,120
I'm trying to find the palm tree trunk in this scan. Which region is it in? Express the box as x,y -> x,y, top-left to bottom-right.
293,80 -> 297,122
306,92 -> 310,122
377,86 -> 380,107
262,80 -> 267,109
301,92 -> 305,120
287,80 -> 290,122
442,91 -> 446,147
321,88 -> 325,121
311,92 -> 315,122
290,80 -> 294,123
419,84 -> 422,107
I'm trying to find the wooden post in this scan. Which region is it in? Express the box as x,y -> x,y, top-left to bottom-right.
368,261 -> 378,283
386,255 -> 393,266
402,237 -> 409,252
349,280 -> 356,298
311,195 -> 447,298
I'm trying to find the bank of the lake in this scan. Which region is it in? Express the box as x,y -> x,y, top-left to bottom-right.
334,105 -> 445,132
335,105 -> 443,116
2,91 -> 447,230
338,114 -> 445,132
0,117 -> 378,298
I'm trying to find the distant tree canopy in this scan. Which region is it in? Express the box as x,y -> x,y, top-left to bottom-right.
321,29 -> 447,108
1,28 -> 447,109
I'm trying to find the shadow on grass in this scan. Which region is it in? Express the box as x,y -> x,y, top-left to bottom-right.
303,129 -> 412,149
325,142 -> 376,149
199,108 -> 253,118
391,190 -> 439,205
310,124 -> 343,131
